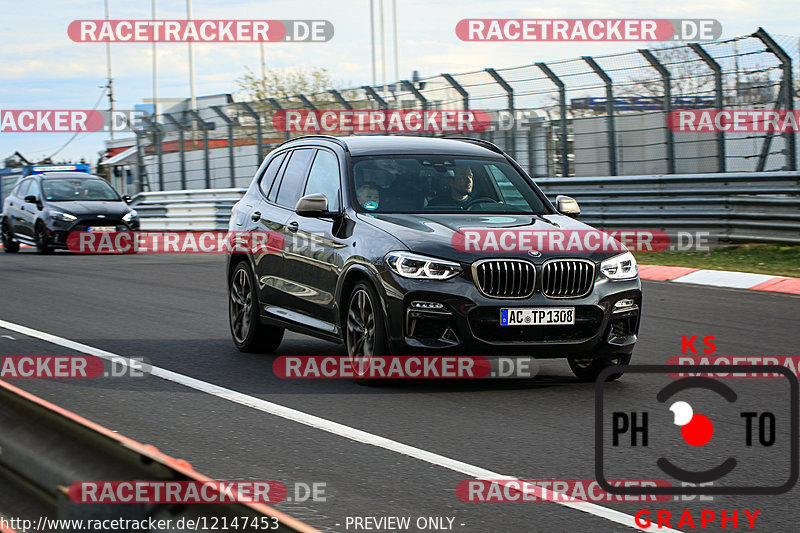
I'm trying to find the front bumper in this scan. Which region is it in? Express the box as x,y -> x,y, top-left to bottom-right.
377,269 -> 641,358
46,218 -> 140,248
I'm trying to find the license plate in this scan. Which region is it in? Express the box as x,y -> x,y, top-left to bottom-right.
87,226 -> 116,232
500,307 -> 575,326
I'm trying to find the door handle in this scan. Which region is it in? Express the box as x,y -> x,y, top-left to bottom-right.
251,211 -> 261,222
287,221 -> 299,233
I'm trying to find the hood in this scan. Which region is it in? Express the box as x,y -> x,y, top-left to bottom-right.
357,212 -> 628,263
47,200 -> 131,219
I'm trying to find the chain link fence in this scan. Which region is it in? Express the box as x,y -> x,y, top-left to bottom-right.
125,28 -> 798,192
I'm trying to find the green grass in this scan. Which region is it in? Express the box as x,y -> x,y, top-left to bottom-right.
635,244 -> 800,278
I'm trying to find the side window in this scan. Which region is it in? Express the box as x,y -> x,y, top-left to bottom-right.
16,180 -> 31,198
275,149 -> 315,209
258,151 -> 288,198
28,180 -> 41,199
303,150 -> 340,211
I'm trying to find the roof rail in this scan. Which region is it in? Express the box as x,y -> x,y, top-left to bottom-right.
278,134 -> 350,151
445,136 -> 504,155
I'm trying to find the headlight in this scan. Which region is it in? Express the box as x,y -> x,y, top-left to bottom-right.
600,252 -> 638,280
385,251 -> 461,280
122,210 -> 138,223
50,211 -> 77,222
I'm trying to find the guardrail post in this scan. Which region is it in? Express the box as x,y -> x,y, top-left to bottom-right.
754,27 -> 797,171
162,112 -> 188,189
362,86 -> 389,109
639,49 -> 675,174
582,56 -> 618,176
267,98 -> 290,142
188,109 -> 211,189
441,73 -> 469,109
485,68 -> 515,158
688,43 -> 726,173
401,80 -> 428,111
536,63 -> 569,177
210,106 -> 237,187
328,89 -> 353,110
142,115 -> 165,190
237,102 -> 265,163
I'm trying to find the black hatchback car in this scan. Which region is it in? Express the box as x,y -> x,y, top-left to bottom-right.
1,172 -> 139,254
227,135 -> 641,381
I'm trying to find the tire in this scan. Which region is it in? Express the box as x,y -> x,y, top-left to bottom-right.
344,281 -> 389,384
34,222 -> 54,254
568,353 -> 632,382
1,221 -> 20,253
229,261 -> 284,353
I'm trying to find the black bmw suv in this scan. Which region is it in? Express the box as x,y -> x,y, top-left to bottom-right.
227,135 -> 641,381
1,172 -> 139,254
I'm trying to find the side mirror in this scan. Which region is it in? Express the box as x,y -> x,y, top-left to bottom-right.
122,194 -> 132,203
555,195 -> 580,217
24,195 -> 38,204
295,193 -> 331,218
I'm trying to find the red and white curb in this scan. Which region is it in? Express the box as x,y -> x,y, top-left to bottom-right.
639,265 -> 800,295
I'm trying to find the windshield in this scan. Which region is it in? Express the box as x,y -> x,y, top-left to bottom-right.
42,178 -> 120,202
350,155 -> 549,214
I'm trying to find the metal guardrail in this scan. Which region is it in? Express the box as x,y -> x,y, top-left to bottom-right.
0,380 -> 320,533
131,188 -> 246,230
130,173 -> 800,245
536,171 -> 800,244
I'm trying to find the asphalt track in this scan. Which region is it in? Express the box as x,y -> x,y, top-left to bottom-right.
0,251 -> 798,533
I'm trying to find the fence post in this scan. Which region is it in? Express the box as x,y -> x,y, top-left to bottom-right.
441,73 -> 469,109
639,49 -> 675,174
754,27 -> 797,171
162,112 -> 188,189
362,86 -> 389,109
583,56 -> 618,176
401,80 -> 428,111
188,110 -> 211,189
237,102 -> 265,163
688,43 -> 726,173
267,98 -> 290,142
142,115 -> 165,190
329,89 -> 353,110
485,68 -> 515,158
210,106 -> 237,187
295,94 -> 318,111
537,62 -> 569,177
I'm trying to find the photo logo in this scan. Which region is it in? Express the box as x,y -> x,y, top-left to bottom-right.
456,19 -> 721,42
272,110 -> 491,134
596,365 -> 798,495
668,109 -> 800,132
68,20 -> 333,42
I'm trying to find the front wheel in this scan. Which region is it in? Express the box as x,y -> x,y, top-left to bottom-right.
568,353 -> 632,382
1,221 -> 20,253
35,222 -> 54,254
229,261 -> 284,353
345,281 -> 389,384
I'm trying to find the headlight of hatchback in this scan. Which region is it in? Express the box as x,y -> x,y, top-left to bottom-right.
385,251 -> 461,280
600,252 -> 638,280
50,211 -> 77,222
122,210 -> 138,223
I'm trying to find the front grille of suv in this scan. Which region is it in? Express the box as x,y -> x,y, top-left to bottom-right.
541,259 -> 595,298
472,259 -> 536,299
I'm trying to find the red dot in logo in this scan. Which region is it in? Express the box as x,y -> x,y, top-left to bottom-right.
681,414 -> 714,446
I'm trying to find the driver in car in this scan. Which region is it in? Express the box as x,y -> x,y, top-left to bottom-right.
428,164 -> 473,208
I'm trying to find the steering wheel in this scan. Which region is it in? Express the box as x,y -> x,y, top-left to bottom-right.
463,197 -> 500,210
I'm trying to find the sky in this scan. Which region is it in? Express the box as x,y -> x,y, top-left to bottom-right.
1,0 -> 798,163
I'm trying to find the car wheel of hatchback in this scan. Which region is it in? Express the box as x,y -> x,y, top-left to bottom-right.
35,222 -> 53,254
1,221 -> 20,253
345,281 -> 389,384
568,353 -> 631,382
229,261 -> 284,353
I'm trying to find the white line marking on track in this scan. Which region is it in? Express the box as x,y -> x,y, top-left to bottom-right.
0,318 -> 679,533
